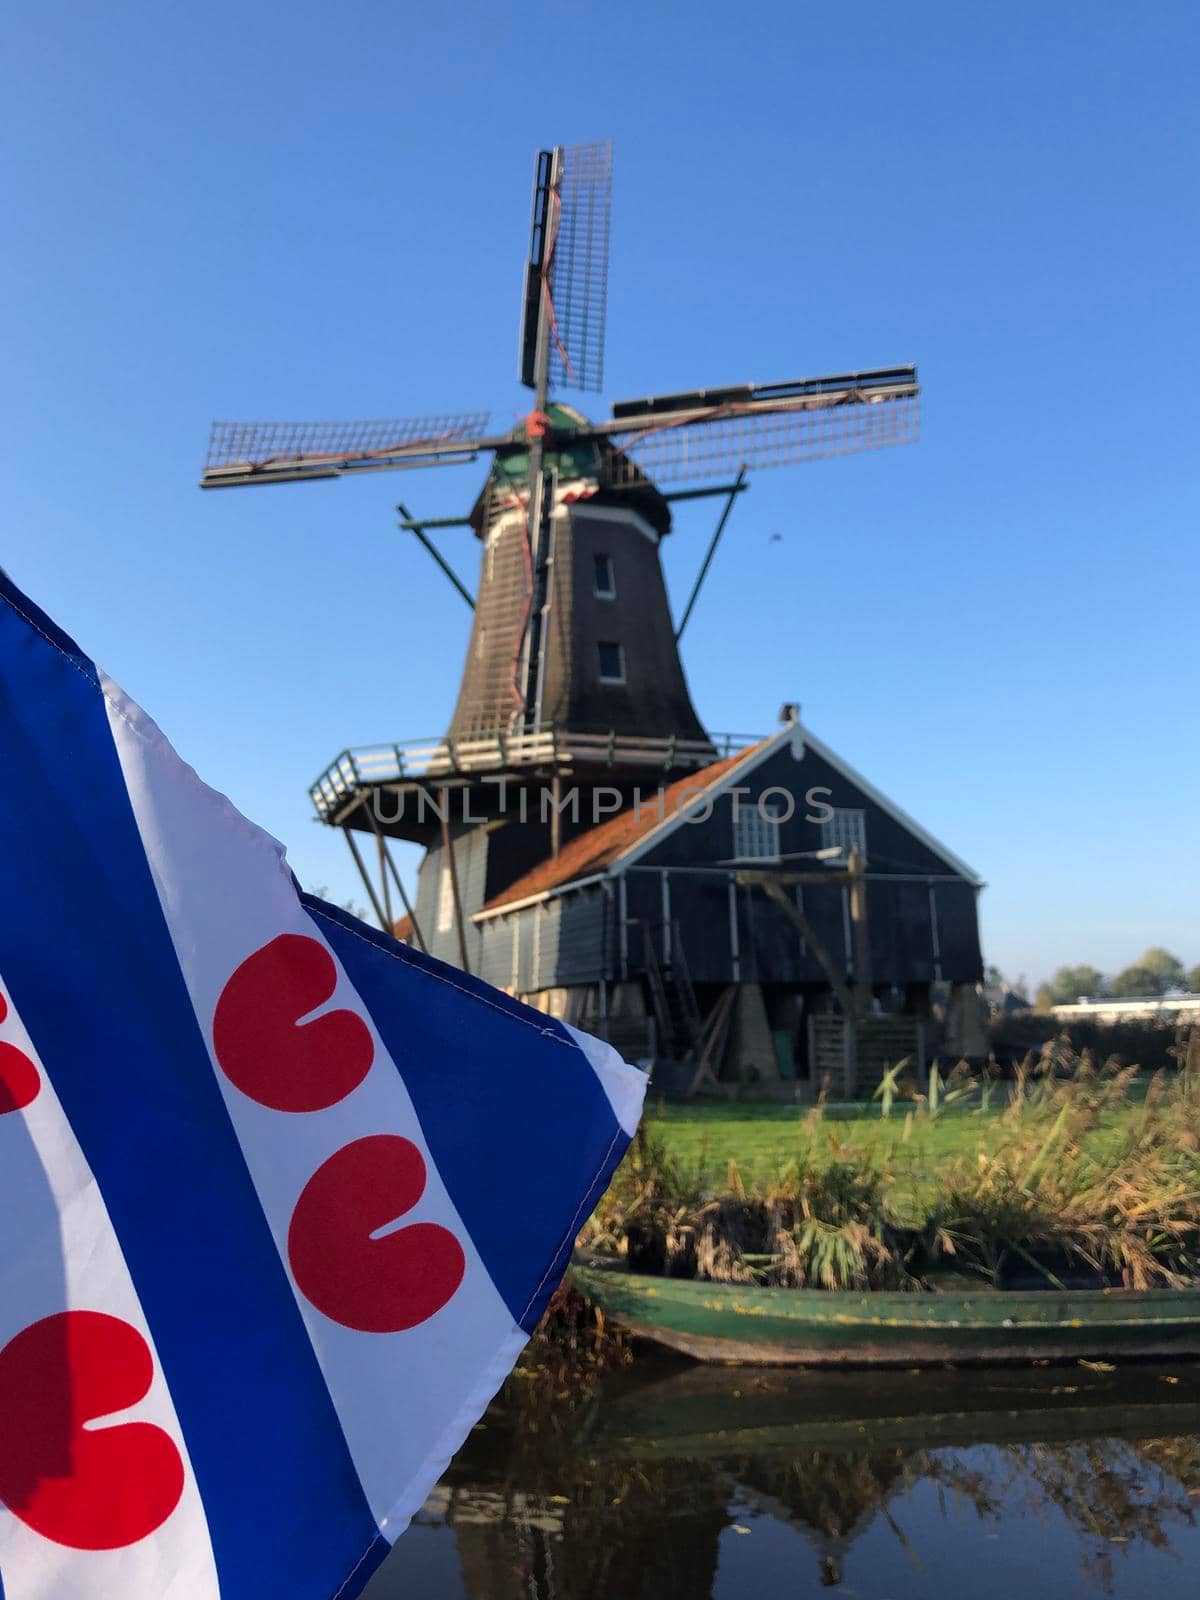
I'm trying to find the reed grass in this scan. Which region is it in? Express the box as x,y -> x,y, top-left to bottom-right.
582,1053 -> 1200,1292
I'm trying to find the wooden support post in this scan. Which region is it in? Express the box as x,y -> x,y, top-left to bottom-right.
756,879 -> 856,1019
687,984 -> 737,1098
675,466 -> 747,642
397,502 -> 476,611
342,825 -> 392,936
380,847 -> 428,953
440,788 -> 471,975
848,843 -> 873,1018
376,831 -> 393,929
361,800 -> 428,953
550,774 -> 562,858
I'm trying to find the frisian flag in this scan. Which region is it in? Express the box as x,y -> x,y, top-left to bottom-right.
0,572 -> 645,1600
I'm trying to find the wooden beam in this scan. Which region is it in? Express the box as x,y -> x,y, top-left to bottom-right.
756,879 -> 855,1018
687,985 -> 737,1098
550,774 -> 562,858
342,825 -> 392,936
376,831 -> 393,928
361,799 -> 429,953
675,466 -> 747,642
848,843 -> 873,1002
738,868 -> 855,888
440,790 -> 471,975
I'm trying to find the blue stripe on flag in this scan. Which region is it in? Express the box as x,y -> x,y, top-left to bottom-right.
303,897 -> 632,1332
0,576 -> 382,1599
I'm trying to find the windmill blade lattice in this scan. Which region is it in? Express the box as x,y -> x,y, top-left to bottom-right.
202,412 -> 492,487
605,375 -> 918,485
547,141 -> 612,393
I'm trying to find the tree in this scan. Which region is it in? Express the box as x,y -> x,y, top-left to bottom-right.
1188,964 -> 1200,995
1109,965 -> 1159,999
1140,947 -> 1187,992
1110,947 -> 1186,998
1034,964 -> 1107,1010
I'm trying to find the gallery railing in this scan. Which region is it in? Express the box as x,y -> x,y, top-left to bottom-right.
310,725 -> 760,820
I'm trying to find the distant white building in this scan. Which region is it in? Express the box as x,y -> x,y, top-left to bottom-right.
1050,994 -> 1200,1024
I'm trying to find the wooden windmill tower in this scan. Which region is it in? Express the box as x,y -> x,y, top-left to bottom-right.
201,141 -> 969,1092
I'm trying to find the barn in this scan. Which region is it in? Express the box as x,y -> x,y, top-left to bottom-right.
389,715 -> 984,1095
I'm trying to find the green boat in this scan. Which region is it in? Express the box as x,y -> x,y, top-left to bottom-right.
571,1259 -> 1200,1367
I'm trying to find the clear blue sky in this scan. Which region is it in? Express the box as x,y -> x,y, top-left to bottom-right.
3,1 -> 1197,991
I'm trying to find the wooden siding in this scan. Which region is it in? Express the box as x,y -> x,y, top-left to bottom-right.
413,826 -> 488,973
412,729 -> 981,996
475,913 -> 514,992
622,736 -> 983,989
447,501 -> 707,745
929,879 -> 983,983
642,739 -> 960,879
462,866 -> 980,996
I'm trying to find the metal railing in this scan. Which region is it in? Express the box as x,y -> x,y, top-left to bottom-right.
310,725 -> 760,820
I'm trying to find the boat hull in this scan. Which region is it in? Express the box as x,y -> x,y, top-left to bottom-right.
571,1262 -> 1200,1367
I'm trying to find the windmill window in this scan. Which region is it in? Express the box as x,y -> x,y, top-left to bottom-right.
822,807 -> 867,864
734,799 -> 785,862
597,641 -> 625,683
593,553 -> 616,599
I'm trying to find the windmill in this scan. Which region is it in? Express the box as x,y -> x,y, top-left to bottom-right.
202,141 -> 922,960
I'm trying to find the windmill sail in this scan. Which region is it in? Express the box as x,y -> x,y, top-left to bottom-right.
603,368 -> 919,484
202,413 -> 493,488
546,141 -> 612,393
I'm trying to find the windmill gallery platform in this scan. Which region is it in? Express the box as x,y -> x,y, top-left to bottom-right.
202,141 -> 983,1095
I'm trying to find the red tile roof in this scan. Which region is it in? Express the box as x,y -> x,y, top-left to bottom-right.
393,913 -> 414,942
480,740 -> 769,914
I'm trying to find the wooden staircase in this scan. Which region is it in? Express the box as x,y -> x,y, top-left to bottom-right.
640,920 -> 739,1097
643,920 -> 703,1061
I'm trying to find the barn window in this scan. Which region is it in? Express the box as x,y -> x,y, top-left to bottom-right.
597,640 -> 625,683
593,552 -> 616,598
734,798 -> 784,862
435,864 -> 455,933
823,807 -> 867,863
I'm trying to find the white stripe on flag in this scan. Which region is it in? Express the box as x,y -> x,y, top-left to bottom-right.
100,678 -> 528,1538
565,1023 -> 643,1136
0,976 -> 220,1600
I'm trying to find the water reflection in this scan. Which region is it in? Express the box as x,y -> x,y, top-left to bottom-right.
364,1360 -> 1200,1599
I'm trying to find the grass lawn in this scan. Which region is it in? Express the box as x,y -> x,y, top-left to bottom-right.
647,1099 -> 991,1180
645,1092 -> 1147,1203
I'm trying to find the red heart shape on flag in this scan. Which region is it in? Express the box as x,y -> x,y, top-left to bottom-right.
213,934 -> 375,1113
0,1041 -> 41,1114
288,1136 -> 466,1332
0,1311 -> 184,1549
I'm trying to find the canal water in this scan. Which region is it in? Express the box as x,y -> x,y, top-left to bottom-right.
364,1356 -> 1200,1599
